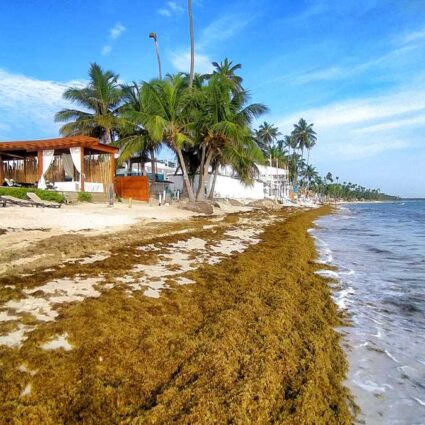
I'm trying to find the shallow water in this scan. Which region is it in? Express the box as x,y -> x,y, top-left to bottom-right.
312,201 -> 425,425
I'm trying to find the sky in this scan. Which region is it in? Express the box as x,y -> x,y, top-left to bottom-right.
0,0 -> 424,197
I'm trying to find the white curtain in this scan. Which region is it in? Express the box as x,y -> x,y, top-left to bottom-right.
70,147 -> 84,189
62,154 -> 75,180
38,149 -> 55,189
70,147 -> 82,174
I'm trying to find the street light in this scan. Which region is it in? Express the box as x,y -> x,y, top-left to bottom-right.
149,32 -> 162,80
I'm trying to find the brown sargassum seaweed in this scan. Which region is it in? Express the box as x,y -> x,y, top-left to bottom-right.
0,206 -> 353,424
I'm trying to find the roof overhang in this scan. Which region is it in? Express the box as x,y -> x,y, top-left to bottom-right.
0,136 -> 119,155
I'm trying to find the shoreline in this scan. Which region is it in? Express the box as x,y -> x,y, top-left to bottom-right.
0,206 -> 353,423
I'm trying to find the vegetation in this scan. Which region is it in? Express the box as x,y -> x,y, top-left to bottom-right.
55,63 -> 124,145
77,191 -> 93,202
310,175 -> 399,201
0,187 -> 65,203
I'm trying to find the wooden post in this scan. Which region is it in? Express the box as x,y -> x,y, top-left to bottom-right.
0,154 -> 3,184
80,147 -> 85,192
23,155 -> 27,184
109,153 -> 115,194
37,150 -> 43,184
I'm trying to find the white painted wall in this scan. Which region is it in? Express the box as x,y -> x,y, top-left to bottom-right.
167,174 -> 264,200
209,175 -> 264,200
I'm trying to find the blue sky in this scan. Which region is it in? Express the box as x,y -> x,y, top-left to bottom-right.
0,0 -> 424,197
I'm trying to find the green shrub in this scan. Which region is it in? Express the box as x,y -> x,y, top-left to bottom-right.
77,191 -> 92,202
0,187 -> 65,203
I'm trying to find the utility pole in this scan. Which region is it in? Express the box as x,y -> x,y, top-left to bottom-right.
149,32 -> 162,80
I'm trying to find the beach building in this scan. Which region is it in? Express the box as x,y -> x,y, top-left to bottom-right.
167,163 -> 291,202
0,136 -> 118,194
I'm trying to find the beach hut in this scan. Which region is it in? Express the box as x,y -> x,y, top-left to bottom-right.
0,136 -> 118,194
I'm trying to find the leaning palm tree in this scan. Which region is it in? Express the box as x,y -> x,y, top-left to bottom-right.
140,74 -> 196,202
55,63 -> 123,144
195,74 -> 267,200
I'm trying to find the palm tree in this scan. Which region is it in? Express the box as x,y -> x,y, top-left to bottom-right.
291,118 -> 317,166
208,58 -> 243,92
188,0 -> 195,88
55,63 -> 123,144
255,122 -> 281,162
116,83 -> 162,193
301,164 -> 318,190
140,75 -> 196,202
279,135 -> 294,157
195,74 -> 267,200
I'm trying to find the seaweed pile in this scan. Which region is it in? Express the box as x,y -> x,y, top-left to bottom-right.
0,207 -> 353,424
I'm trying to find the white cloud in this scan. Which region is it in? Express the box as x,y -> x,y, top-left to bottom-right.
199,14 -> 252,48
168,1 -> 183,13
0,69 -> 85,140
275,85 -> 425,161
158,8 -> 172,17
395,26 -> 425,46
110,23 -> 126,40
101,45 -> 112,55
170,51 -> 214,74
169,13 -> 251,73
158,1 -> 184,17
354,113 -> 425,134
100,23 -> 126,55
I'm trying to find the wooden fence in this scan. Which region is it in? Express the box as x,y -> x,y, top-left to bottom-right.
114,176 -> 149,201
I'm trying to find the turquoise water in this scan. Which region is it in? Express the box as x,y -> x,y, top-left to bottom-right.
312,201 -> 425,425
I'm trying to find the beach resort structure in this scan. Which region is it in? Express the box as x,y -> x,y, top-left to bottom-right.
166,164 -> 291,202
0,136 -> 118,194
1,136 -> 291,202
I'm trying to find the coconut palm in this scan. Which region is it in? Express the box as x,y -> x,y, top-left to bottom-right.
301,164 -> 318,189
195,74 -> 267,200
55,63 -> 123,144
208,58 -> 243,92
291,118 -> 317,164
279,135 -> 295,157
140,74 -> 196,201
255,122 -> 281,161
116,83 -> 162,193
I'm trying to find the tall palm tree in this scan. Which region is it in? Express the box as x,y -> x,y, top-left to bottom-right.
195,74 -> 267,200
291,118 -> 317,162
55,63 -> 123,144
207,58 -> 243,92
188,0 -> 195,88
301,164 -> 318,189
140,75 -> 196,202
255,122 -> 281,161
116,83 -> 162,193
291,118 -> 316,186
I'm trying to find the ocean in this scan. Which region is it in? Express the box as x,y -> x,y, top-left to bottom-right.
312,201 -> 425,425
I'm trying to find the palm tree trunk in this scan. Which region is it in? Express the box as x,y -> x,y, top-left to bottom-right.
188,0 -> 195,88
104,130 -> 112,145
208,167 -> 218,200
196,149 -> 213,201
176,147 -> 195,202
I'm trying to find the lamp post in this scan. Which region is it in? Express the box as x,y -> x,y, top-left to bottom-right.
149,32 -> 162,80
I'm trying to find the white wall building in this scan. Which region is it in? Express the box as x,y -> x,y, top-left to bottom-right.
167,163 -> 291,201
